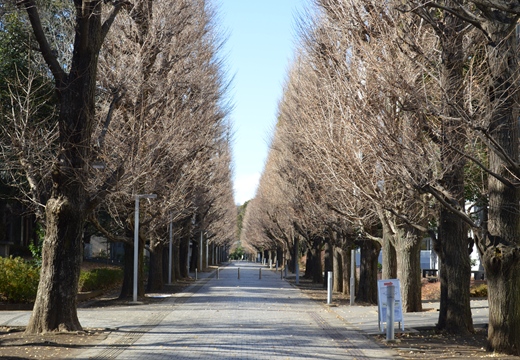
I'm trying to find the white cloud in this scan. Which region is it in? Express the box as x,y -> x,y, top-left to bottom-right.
234,172 -> 260,205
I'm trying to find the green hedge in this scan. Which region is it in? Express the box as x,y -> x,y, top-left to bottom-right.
78,268 -> 123,292
0,256 -> 40,303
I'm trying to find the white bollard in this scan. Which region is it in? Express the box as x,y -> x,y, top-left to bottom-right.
386,285 -> 395,341
217,267 -> 220,280
195,268 -> 198,280
327,271 -> 333,305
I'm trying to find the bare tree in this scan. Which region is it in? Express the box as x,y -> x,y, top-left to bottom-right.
5,0 -> 132,334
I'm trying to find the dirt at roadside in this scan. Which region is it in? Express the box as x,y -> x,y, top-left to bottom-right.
287,276 -> 520,359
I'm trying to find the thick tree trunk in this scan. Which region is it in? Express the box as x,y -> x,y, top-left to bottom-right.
436,208 -> 473,331
381,220 -> 397,280
341,245 -> 352,296
290,237 -> 299,273
147,239 -> 163,292
432,5 -> 473,333
323,241 -> 333,288
304,248 -> 313,279
356,239 -> 380,304
173,242 -> 181,281
333,246 -> 343,293
288,243 -> 295,273
162,246 -> 169,284
120,241 -> 133,298
396,228 -> 422,313
25,197 -> 84,333
480,24 -> 520,355
311,241 -> 323,284
190,240 -> 198,272
179,233 -> 190,278
21,0 -> 124,334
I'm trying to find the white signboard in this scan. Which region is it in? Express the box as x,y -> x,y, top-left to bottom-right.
377,279 -> 404,332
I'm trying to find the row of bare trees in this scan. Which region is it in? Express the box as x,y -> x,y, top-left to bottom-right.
0,0 -> 235,334
242,0 -> 520,355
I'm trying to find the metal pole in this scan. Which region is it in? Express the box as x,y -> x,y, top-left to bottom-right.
195,268 -> 198,280
217,267 -> 220,279
386,285 -> 395,341
133,197 -> 140,303
350,249 -> 355,306
259,268 -> 262,279
168,213 -> 172,285
238,267 -> 240,279
327,271 -> 333,305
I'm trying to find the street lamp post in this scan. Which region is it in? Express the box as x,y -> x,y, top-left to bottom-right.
133,193 -> 157,303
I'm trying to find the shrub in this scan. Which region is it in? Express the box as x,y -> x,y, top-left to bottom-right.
0,256 -> 40,303
470,283 -> 487,297
79,268 -> 123,292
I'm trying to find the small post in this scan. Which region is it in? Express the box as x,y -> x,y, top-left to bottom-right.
259,268 -> 262,279
217,267 -> 220,280
238,267 -> 240,280
276,261 -> 278,271
195,268 -> 198,280
386,285 -> 395,341
350,249 -> 355,306
327,271 -> 333,305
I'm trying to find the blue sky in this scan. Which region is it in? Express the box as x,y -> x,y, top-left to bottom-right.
218,1 -> 310,205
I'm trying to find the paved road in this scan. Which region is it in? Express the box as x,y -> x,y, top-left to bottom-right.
77,261 -> 398,359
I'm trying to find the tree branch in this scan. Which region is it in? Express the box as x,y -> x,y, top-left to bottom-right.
17,0 -> 65,85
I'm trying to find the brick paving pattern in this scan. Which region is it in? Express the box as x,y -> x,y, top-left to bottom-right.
77,262 -> 398,359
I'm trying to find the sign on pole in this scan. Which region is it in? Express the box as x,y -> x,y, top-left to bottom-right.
377,279 -> 404,332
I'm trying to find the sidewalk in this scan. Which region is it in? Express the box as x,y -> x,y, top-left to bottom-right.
331,297 -> 488,336
0,262 -> 401,359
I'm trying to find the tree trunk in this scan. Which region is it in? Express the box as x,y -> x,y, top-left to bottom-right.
323,241 -> 332,288
147,239 -> 163,292
480,23 -> 520,355
333,246 -> 343,292
25,197 -> 84,333
162,246 -> 169,284
304,248 -> 313,279
356,239 -> 380,304
341,246 -> 352,296
173,242 -> 181,281
21,1 -> 125,334
179,233 -> 190,278
120,241 -> 133,298
396,227 -> 422,313
190,239 -> 198,272
431,4 -> 473,333
311,240 -> 323,284
381,219 -> 397,280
